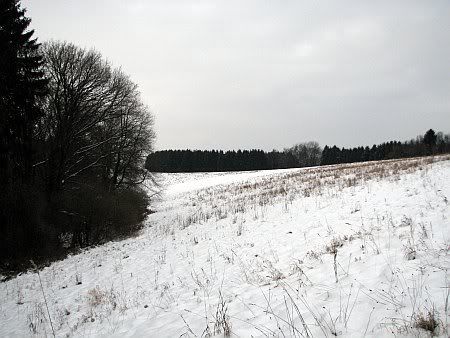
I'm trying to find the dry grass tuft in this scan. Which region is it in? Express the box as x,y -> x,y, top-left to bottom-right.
213,292 -> 232,337
414,310 -> 439,334
326,237 -> 344,255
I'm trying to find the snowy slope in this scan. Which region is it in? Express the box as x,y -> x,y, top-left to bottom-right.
1,156 -> 449,337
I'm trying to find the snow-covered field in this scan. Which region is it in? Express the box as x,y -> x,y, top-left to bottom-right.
1,156 -> 449,337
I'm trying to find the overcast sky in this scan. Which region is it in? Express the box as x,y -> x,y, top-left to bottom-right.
23,0 -> 450,151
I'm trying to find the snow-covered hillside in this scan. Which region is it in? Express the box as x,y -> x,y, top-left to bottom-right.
1,156 -> 449,337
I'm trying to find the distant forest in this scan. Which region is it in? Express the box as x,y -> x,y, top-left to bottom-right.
145,141 -> 322,172
146,130 -> 450,172
147,149 -> 298,172
321,129 -> 449,165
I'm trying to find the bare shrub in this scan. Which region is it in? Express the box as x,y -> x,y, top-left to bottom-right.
326,237 -> 344,255
399,215 -> 413,228
27,302 -> 46,335
403,242 -> 417,260
305,250 -> 323,262
48,185 -> 149,250
213,292 -> 232,337
86,285 -> 123,317
0,184 -> 62,274
326,237 -> 344,283
87,286 -> 109,307
414,310 -> 439,334
264,261 -> 285,283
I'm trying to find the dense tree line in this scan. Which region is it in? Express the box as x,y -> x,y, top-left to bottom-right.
147,130 -> 450,173
0,1 -> 155,273
146,149 -> 288,172
321,129 -> 450,165
145,142 -> 322,172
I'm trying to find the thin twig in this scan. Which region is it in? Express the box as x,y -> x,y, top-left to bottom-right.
30,260 -> 55,338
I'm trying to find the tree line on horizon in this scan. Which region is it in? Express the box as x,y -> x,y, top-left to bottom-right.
146,130 -> 450,173
321,129 -> 449,165
1,0 -> 155,273
146,149 -> 296,172
145,141 -> 322,172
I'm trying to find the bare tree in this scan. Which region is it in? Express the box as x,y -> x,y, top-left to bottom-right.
38,41 -> 155,193
285,141 -> 322,167
97,71 -> 155,191
33,41 -> 156,248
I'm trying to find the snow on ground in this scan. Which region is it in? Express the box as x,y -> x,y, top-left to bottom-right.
1,156 -> 449,337
157,167 -> 299,196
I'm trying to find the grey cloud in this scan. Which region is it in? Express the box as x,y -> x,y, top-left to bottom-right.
23,0 -> 450,150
